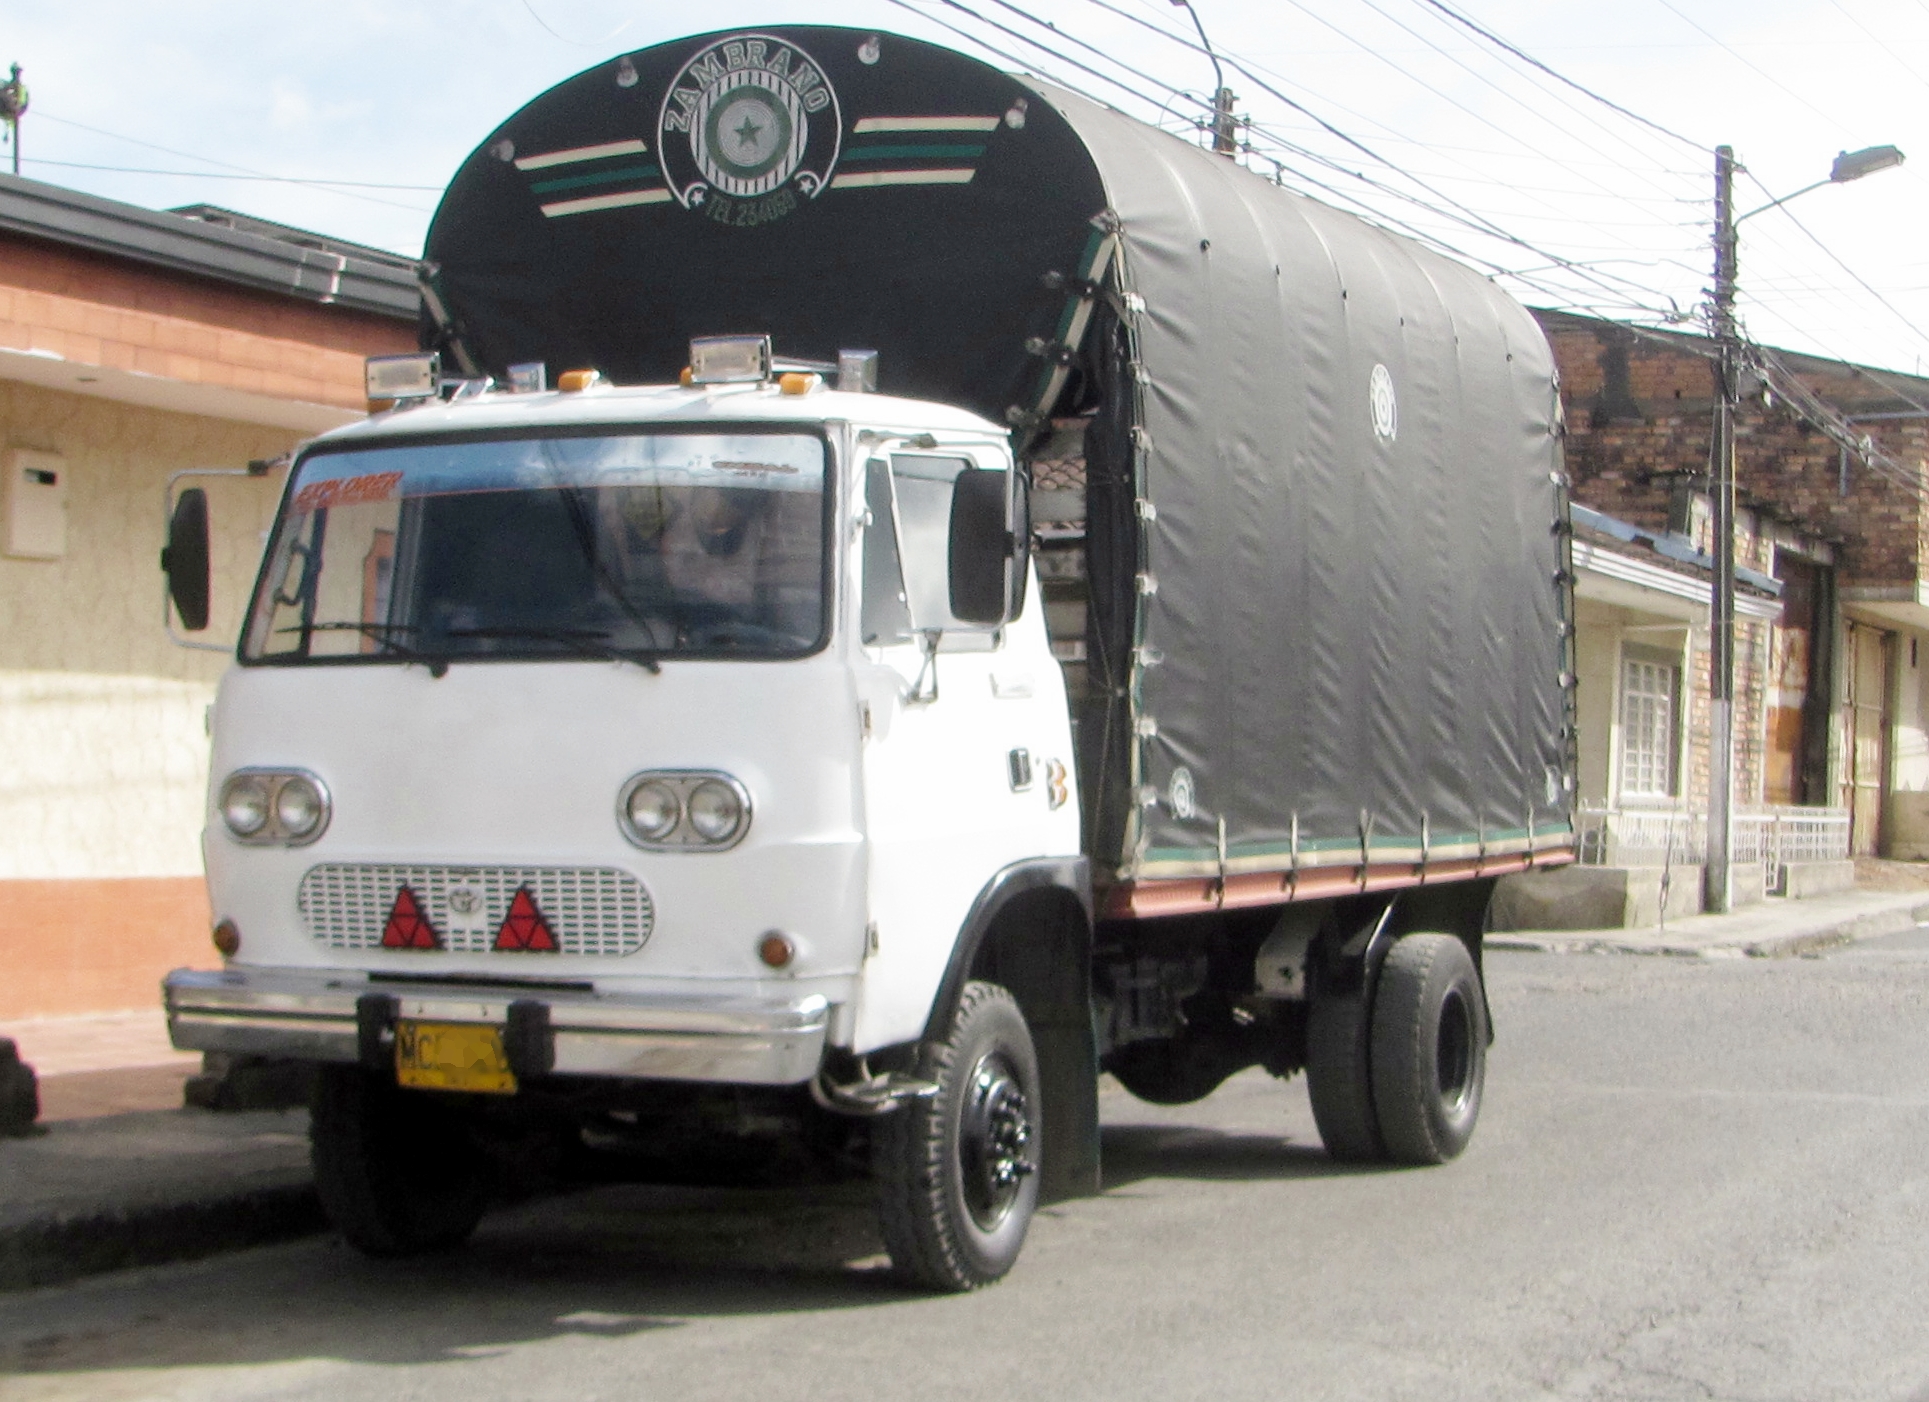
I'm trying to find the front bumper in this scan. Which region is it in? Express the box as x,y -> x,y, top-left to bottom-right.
164,966 -> 832,1086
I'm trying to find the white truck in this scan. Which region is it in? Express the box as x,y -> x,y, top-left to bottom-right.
163,25 -> 1575,1291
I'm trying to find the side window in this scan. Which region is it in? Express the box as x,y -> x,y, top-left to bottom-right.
862,458 -> 912,646
890,453 -> 975,632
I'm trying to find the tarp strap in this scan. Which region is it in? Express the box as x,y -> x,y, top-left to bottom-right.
417,262 -> 482,378
1009,216 -> 1119,440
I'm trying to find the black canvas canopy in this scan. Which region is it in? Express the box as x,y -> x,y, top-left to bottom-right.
423,25 -> 1574,892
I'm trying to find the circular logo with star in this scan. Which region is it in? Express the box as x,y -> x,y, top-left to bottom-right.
657,34 -> 841,226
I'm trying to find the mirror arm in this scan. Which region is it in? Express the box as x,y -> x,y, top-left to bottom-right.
907,629 -> 941,705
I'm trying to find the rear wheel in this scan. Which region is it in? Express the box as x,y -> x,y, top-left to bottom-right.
310,1065 -> 489,1257
1370,933 -> 1487,1164
873,981 -> 1040,1291
1305,980 -> 1386,1163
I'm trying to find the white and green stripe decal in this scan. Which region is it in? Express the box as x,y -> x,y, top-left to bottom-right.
511,138 -> 671,218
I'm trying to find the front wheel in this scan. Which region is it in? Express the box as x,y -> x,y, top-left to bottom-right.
310,1065 -> 490,1257
873,981 -> 1041,1291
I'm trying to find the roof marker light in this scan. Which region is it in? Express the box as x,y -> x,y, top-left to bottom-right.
689,335 -> 771,385
557,368 -> 604,392
837,349 -> 879,393
365,353 -> 439,402
779,372 -> 820,396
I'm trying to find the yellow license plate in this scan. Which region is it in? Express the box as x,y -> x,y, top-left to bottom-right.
394,1020 -> 518,1095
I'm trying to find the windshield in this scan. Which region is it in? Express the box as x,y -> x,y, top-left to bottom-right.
242,429 -> 829,666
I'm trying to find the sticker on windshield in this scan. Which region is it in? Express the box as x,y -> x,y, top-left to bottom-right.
712,459 -> 799,475
292,470 -> 404,512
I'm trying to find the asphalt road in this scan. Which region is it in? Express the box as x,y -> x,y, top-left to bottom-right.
3,934 -> 1928,1402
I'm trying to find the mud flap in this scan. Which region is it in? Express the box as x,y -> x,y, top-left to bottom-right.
1033,1019 -> 1101,1202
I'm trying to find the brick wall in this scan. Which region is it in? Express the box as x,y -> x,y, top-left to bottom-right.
1539,310 -> 1929,590
0,234 -> 415,411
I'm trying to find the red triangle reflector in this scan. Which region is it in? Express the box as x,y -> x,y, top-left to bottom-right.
381,885 -> 439,950
494,886 -> 557,952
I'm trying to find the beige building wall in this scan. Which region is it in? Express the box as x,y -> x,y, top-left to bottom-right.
1573,595 -> 1695,811
1,379 -> 293,875
0,380 -> 297,1015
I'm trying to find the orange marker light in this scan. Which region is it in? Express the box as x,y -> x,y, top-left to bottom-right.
758,932 -> 796,969
679,366 -> 695,387
212,919 -> 242,957
778,372 -> 819,396
557,368 -> 603,392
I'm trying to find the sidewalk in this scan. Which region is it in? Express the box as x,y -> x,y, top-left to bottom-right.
2,883 -> 1926,1292
0,1008 -> 318,1291
0,1009 -> 201,1121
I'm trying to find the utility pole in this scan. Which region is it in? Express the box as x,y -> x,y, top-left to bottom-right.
1707,144 -> 1738,914
0,65 -> 26,178
1700,141 -> 1901,912
1170,1 -> 1237,157
1210,85 -> 1238,156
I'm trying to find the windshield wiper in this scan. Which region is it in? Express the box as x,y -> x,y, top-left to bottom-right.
275,621 -> 450,677
441,625 -> 662,674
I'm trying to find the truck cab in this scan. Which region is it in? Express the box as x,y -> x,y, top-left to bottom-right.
167,344 -> 1090,1288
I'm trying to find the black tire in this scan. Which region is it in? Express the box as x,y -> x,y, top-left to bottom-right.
1370,933 -> 1487,1164
873,981 -> 1041,1291
310,1065 -> 489,1258
1306,981 -> 1386,1163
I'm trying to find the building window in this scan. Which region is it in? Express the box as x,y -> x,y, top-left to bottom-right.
1620,652 -> 1679,799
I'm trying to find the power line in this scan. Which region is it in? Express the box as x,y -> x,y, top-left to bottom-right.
33,111 -> 432,214
1824,0 -> 1929,91
1240,0 -> 1699,210
1739,167 -> 1929,353
1348,0 -> 1695,193
517,0 -> 633,48
1651,0 -> 1852,136
922,0 -> 1699,322
22,156 -> 439,193
1081,0 -> 1706,216
1413,0 -> 1705,149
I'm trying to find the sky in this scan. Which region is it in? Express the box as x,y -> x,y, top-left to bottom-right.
3,0 -> 1925,377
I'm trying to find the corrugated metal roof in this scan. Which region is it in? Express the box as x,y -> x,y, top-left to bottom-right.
1571,502 -> 1782,596
0,173 -> 419,321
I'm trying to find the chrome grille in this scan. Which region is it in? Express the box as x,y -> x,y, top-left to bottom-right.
299,864 -> 653,957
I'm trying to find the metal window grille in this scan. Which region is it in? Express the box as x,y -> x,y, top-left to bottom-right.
1619,657 -> 1677,799
299,864 -> 653,957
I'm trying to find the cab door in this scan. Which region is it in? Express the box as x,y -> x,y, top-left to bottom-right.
850,446 -> 1072,1052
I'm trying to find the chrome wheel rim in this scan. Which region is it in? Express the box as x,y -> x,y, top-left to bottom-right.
959,1052 -> 1035,1230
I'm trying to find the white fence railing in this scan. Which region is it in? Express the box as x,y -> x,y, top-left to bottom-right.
1575,804 -> 1850,894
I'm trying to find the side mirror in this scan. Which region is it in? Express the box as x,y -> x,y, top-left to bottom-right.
163,488 -> 211,631
948,467 -> 1014,625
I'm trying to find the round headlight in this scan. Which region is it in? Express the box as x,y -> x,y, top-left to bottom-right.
687,780 -> 745,843
274,775 -> 325,838
221,775 -> 271,837
626,781 -> 681,841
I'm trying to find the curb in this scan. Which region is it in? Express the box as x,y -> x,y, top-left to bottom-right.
1739,901 -> 1929,959
1487,898 -> 1929,960
0,1184 -> 325,1293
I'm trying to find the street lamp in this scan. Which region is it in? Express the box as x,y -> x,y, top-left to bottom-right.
1705,143 -> 1904,914
1169,0 -> 1237,156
